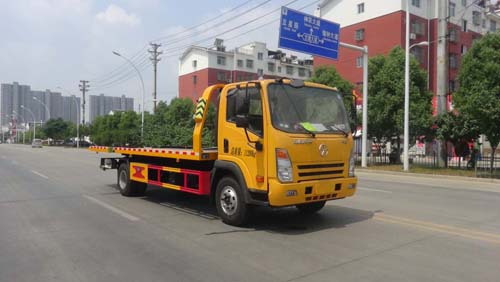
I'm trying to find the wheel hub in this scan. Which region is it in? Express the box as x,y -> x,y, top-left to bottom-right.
220,186 -> 237,216
119,170 -> 127,190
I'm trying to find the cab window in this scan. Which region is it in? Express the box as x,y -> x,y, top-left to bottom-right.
226,87 -> 263,136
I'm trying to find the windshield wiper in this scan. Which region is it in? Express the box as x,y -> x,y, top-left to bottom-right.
297,123 -> 316,138
330,124 -> 348,137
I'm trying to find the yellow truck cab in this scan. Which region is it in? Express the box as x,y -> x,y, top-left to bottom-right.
90,79 -> 357,226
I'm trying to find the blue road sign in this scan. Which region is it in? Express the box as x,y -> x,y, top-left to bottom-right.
279,7 -> 340,60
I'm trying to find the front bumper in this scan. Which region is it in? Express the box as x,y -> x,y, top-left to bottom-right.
268,177 -> 357,207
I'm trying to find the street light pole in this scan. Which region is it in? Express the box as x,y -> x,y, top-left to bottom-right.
112,51 -> 145,141
21,105 -> 36,141
33,97 -> 51,121
13,111 -> 26,144
404,0 -> 429,171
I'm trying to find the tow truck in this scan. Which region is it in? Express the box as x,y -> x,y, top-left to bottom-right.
90,79 -> 357,226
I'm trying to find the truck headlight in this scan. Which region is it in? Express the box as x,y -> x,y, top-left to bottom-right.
276,148 -> 293,183
348,145 -> 355,177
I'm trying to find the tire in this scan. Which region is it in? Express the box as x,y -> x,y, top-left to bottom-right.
296,201 -> 326,214
117,163 -> 147,196
215,176 -> 249,226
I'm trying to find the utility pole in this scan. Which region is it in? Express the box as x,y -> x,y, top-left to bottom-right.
149,43 -> 162,113
79,80 -> 89,124
436,0 -> 448,166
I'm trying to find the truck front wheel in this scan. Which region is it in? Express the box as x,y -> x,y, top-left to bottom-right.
215,177 -> 249,226
117,163 -> 147,196
296,201 -> 326,214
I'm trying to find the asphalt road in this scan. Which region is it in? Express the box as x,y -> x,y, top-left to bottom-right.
1,144 -> 500,282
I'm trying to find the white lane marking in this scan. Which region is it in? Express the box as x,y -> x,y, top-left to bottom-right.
358,187 -> 393,194
83,195 -> 140,222
31,170 -> 49,179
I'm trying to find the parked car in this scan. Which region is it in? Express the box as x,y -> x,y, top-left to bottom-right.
71,140 -> 93,147
32,139 -> 42,148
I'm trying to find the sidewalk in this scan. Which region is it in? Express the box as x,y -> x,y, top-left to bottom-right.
356,168 -> 500,184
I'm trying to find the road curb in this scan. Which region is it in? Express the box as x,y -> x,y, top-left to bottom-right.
356,168 -> 500,184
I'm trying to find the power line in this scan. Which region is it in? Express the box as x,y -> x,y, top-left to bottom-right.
89,0 -> 303,91
88,0 -> 262,86
150,0 -> 257,43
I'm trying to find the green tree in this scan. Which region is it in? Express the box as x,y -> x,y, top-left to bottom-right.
435,111 -> 480,167
455,32 -> 500,172
367,47 -> 434,159
309,65 -> 359,130
90,111 -> 141,146
42,118 -> 71,141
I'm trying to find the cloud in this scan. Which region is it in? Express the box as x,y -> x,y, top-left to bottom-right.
96,4 -> 141,27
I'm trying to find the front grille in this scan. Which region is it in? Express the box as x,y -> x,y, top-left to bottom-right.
297,162 -> 345,182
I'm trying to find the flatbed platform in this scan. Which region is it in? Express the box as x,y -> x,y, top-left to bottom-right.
89,146 -> 218,161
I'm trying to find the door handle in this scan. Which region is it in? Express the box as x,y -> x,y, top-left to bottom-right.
224,139 -> 229,153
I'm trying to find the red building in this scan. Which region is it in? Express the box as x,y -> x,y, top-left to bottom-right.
178,40 -> 314,103
315,0 -> 500,111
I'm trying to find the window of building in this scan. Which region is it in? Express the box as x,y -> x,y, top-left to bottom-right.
357,3 -> 364,14
257,69 -> 264,77
490,20 -> 497,32
449,28 -> 458,42
462,19 -> 467,32
482,19 -> 486,28
449,2 -> 456,17
237,59 -> 243,67
246,59 -> 254,69
461,0 -> 466,6
449,80 -> 456,92
286,66 -> 294,75
411,21 -> 424,35
217,56 -> 226,65
449,54 -> 458,69
192,75 -> 197,85
461,44 -> 468,55
412,0 -> 420,8
268,62 -> 275,72
217,71 -> 227,82
277,66 -> 282,73
192,60 -> 197,68
410,46 -> 424,63
355,28 -> 365,41
298,68 -> 306,77
472,11 -> 481,26
257,52 -> 263,60
356,56 -> 363,68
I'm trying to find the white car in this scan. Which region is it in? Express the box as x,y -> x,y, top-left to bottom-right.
32,139 -> 42,148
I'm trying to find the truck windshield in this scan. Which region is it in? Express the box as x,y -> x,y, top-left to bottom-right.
268,84 -> 350,135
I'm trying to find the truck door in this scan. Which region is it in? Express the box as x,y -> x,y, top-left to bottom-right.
218,84 -> 267,192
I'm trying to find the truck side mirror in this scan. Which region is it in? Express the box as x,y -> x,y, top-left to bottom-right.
350,94 -> 359,138
235,115 -> 249,128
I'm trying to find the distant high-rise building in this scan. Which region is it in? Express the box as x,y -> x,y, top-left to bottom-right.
0,82 -> 80,127
89,94 -> 134,123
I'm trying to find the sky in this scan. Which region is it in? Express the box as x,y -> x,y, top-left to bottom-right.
0,0 -> 318,114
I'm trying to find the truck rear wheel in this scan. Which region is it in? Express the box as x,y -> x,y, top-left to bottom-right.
117,163 -> 147,196
296,201 -> 326,214
215,176 -> 249,226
